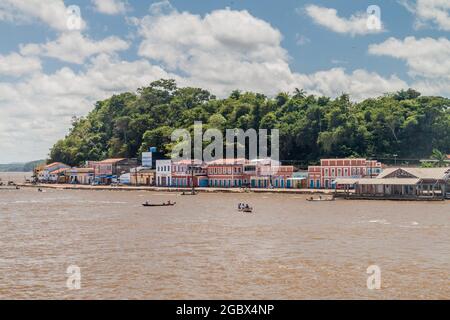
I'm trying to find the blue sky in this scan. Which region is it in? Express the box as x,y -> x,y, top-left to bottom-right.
0,0 -> 449,162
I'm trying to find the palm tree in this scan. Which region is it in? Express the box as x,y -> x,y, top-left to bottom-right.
293,88 -> 306,99
430,149 -> 448,167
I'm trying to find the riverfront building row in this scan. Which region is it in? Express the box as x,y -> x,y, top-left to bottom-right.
34,157 -> 302,189
155,158 -> 299,189
33,156 -> 449,199
34,157 -> 382,189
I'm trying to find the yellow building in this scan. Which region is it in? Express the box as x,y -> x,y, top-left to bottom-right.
130,167 -> 155,186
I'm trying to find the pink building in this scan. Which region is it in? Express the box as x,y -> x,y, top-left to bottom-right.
171,159 -> 207,187
250,161 -> 294,188
308,158 -> 382,189
207,158 -> 249,187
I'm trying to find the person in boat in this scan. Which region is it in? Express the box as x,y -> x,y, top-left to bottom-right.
167,200 -> 172,205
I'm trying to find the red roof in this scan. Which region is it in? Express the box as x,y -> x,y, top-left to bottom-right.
45,162 -> 68,169
98,158 -> 126,164
51,168 -> 68,175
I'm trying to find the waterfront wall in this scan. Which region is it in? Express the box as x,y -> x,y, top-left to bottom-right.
18,183 -> 336,195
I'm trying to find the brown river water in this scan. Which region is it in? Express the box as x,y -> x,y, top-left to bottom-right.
0,173 -> 449,299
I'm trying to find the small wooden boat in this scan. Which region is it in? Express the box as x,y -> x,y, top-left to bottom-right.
181,191 -> 197,196
142,202 -> 176,207
306,197 -> 335,202
238,204 -> 253,213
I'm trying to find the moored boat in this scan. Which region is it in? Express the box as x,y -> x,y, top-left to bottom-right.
306,196 -> 335,202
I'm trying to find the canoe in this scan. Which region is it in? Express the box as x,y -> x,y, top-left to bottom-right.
142,203 -> 176,207
306,198 -> 335,202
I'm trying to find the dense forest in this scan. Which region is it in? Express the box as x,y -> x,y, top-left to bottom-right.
49,79 -> 450,167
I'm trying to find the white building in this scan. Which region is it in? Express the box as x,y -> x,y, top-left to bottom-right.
37,162 -> 70,183
156,160 -> 172,187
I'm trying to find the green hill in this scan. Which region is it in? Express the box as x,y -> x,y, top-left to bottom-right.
49,79 -> 450,167
0,160 -> 45,172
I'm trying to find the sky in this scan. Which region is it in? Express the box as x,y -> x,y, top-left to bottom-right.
0,0 -> 449,163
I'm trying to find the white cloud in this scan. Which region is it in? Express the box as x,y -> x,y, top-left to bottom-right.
136,8 -> 292,95
0,54 -> 174,162
135,6 -> 399,98
294,68 -> 407,101
369,36 -> 450,96
20,32 -> 130,64
92,0 -> 129,15
304,4 -> 384,36
399,0 -> 450,30
0,4 -> 427,162
149,0 -> 175,16
369,37 -> 450,79
0,0 -> 86,31
0,52 -> 41,76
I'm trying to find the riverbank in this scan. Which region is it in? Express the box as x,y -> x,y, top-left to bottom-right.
17,183 -> 338,195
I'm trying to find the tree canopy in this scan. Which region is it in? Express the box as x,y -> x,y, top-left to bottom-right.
49,79 -> 450,167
